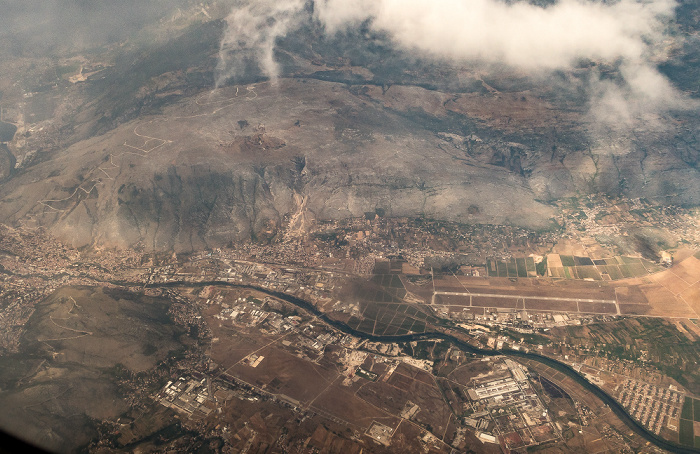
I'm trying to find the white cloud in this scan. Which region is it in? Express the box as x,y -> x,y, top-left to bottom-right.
313,0 -> 697,134
215,0 -> 694,133
314,0 -> 675,71
215,0 -> 306,87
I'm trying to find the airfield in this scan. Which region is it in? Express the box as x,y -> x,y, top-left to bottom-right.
427,252 -> 700,320
332,251 -> 700,342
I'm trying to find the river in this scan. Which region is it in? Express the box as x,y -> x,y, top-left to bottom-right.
0,121 -> 17,143
149,280 -> 700,453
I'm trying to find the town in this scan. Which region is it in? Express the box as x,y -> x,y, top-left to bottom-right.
0,194 -> 699,451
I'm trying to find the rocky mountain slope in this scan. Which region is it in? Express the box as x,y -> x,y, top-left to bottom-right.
0,2 -> 698,250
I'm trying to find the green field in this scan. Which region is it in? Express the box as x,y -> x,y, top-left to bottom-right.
575,256 -> 594,266
602,265 -> 624,280
680,419 -> 694,446
487,257 -> 538,278
560,255 -> 576,267
352,291 -> 436,335
680,397 -> 700,447
347,316 -> 362,330
682,397 -> 693,420
548,267 -> 563,278
575,267 -> 602,280
374,321 -> 389,335
545,255 -> 661,281
506,259 -> 517,277
497,261 -> 507,277
490,254 -> 661,281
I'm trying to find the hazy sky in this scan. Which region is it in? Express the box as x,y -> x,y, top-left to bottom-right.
2,0 -> 693,133
0,0 -> 190,54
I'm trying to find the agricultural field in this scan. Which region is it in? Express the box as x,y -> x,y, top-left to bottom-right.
547,318 -> 700,394
679,396 -> 700,448
370,274 -> 408,300
546,255 -> 662,281
345,275 -> 439,335
346,302 -> 438,336
437,255 -> 700,318
486,257 -> 537,278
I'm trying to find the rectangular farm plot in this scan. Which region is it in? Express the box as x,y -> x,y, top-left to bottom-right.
361,303 -> 379,319
620,256 -> 642,265
680,419 -> 694,446
682,397 -> 693,420
373,321 -> 390,335
574,267 -> 602,280
525,257 -> 536,274
378,311 -> 395,324
383,324 -> 400,336
399,317 -> 416,331
507,259 -> 518,277
487,260 -> 497,276
357,319 -> 375,333
548,267 -> 565,278
547,254 -> 564,268
574,256 -> 594,266
601,265 -> 624,280
627,263 -> 652,278
497,261 -> 508,277
386,274 -> 405,289
347,316 -> 362,330
411,320 -> 426,333
560,255 -> 576,267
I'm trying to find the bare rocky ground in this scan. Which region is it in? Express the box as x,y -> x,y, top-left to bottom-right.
0,287 -> 191,452
1,78 -> 559,250
0,5 -> 698,251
